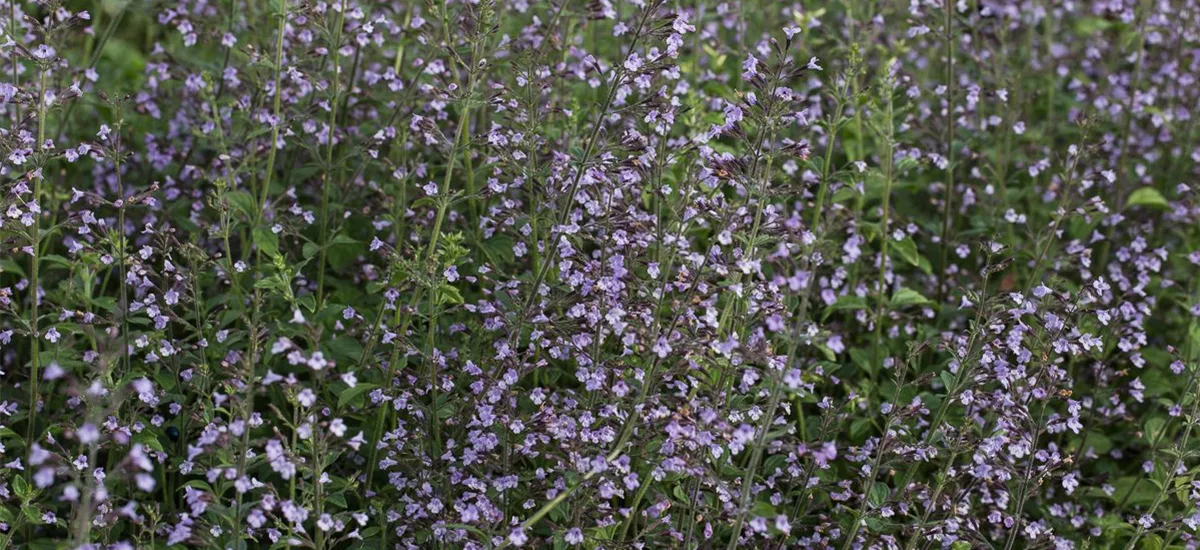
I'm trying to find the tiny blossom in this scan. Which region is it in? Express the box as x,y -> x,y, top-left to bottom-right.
31,44 -> 56,60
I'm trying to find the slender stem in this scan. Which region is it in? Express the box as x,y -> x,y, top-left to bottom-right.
230,333 -> 259,546
53,6 -> 127,142
872,88 -> 896,373
511,4 -> 657,344
937,0 -> 956,302
495,435 -> 632,549
728,57 -> 850,549
1002,399 -> 1051,550
116,135 -> 130,378
714,49 -> 792,340
315,0 -> 349,311
892,275 -> 990,501
1112,0 -> 1150,212
25,67 -> 47,459
424,289 -> 442,452
616,463 -> 652,542
726,369 -> 786,550
901,451 -> 960,550
839,418 -> 896,550
1120,277 -> 1200,550
811,93 -> 848,230
313,428 -> 326,550
256,2 -> 288,225
1023,151 -> 1082,295
841,363 -> 909,550
1097,0 -> 1151,270
0,521 -> 15,550
8,0 -> 19,124
364,11 -> 482,491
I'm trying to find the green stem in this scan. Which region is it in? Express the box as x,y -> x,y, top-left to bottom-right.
901,451 -> 959,550
511,5 -> 656,343
25,68 -> 47,455
842,366 -> 909,550
365,24 -> 481,493
315,0 -> 349,311
1120,277 -> 1200,550
937,0 -> 956,302
1002,400 -> 1051,550
8,0 -> 20,124
256,2 -> 288,225
726,366 -> 786,549
313,430 -> 326,550
872,88 -> 896,374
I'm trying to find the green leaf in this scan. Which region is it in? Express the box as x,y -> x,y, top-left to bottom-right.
134,431 -> 165,454
331,234 -> 359,246
297,294 -> 317,313
890,237 -> 921,267
326,492 -> 348,509
181,480 -> 215,493
253,226 -> 280,258
324,337 -> 364,363
100,38 -> 146,82
303,241 -> 321,260
1074,16 -> 1113,36
939,371 -> 956,391
1112,476 -> 1158,506
479,235 -> 515,265
1077,431 -> 1113,455
41,255 -> 75,269
868,482 -> 889,507
823,294 -> 867,320
831,186 -> 858,203
751,501 -> 777,518
101,0 -> 130,16
436,283 -> 464,305
225,190 -> 257,219
12,474 -> 31,502
1144,417 -> 1167,442
254,275 -> 288,293
437,400 -> 457,420
21,505 -> 42,524
359,527 -> 380,540
156,369 -> 178,392
0,258 -> 26,278
1127,187 -> 1168,209
338,383 -> 379,409
848,347 -> 876,378
891,288 -> 931,307
849,418 -> 872,441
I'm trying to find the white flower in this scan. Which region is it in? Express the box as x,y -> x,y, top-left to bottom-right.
31,45 -> 56,60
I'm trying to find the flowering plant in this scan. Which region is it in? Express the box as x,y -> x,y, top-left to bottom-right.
1,0 -> 1199,549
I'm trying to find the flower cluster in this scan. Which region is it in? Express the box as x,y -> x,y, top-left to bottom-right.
1,0 -> 1199,548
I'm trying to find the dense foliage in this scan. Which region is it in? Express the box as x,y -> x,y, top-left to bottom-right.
1,0 -> 1199,548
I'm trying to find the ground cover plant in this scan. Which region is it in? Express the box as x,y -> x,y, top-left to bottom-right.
2,0 -> 1200,548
